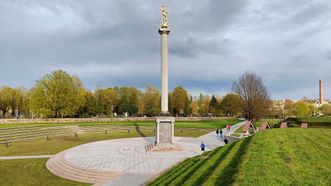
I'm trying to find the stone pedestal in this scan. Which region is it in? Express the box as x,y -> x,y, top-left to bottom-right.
155,117 -> 175,144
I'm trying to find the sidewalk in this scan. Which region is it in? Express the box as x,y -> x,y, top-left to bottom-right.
0,155 -> 53,160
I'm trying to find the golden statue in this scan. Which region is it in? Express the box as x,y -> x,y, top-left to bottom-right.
160,4 -> 168,29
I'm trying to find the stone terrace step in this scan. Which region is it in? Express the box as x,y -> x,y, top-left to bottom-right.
46,150 -> 122,184
0,128 -> 72,139
0,130 -> 74,142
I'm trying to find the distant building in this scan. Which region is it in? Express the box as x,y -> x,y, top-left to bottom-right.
272,99 -> 285,110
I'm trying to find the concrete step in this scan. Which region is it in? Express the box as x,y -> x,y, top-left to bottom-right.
46,151 -> 121,184
47,159 -> 116,183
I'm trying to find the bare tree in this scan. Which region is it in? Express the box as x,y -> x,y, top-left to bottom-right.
233,72 -> 271,121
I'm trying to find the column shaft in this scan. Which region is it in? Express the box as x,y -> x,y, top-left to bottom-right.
161,33 -> 169,113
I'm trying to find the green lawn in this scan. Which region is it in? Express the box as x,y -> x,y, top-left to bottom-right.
0,159 -> 88,186
148,128 -> 331,185
0,128 -> 213,156
233,128 -> 331,185
0,119 -> 239,129
0,130 -> 152,156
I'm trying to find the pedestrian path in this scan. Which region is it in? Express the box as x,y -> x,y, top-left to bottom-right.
0,155 -> 53,160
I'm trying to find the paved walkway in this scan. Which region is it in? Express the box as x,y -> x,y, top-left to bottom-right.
46,121 -> 246,186
0,155 -> 53,160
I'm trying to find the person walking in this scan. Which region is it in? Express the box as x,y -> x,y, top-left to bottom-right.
220,129 -> 223,138
224,138 -> 228,144
200,142 -> 206,152
216,129 -> 219,137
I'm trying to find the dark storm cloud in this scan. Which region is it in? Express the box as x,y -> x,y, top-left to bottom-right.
0,0 -> 330,99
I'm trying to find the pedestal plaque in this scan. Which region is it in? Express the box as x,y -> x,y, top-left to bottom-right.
156,117 -> 174,144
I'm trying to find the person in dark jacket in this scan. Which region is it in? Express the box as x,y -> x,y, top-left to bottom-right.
224,138 -> 228,144
200,142 -> 206,152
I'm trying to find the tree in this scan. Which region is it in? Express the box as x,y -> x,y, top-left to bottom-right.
233,72 -> 271,121
320,104 -> 331,115
137,91 -> 145,116
209,95 -> 218,116
0,87 -> 16,118
128,87 -> 139,115
197,94 -> 210,116
16,87 -> 31,118
284,99 -> 295,117
294,101 -> 310,117
143,86 -> 161,116
95,88 -> 118,116
171,87 -> 189,116
220,93 -> 243,117
30,70 -> 86,118
190,98 -> 199,116
118,87 -> 139,116
81,91 -> 98,117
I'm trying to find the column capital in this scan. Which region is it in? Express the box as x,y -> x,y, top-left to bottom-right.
159,29 -> 170,35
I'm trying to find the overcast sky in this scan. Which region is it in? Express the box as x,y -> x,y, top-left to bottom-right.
0,0 -> 330,99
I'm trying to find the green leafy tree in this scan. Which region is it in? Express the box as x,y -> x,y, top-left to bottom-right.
0,86 -> 16,118
294,101 -> 310,117
197,94 -> 210,116
190,98 -> 199,116
220,93 -> 243,117
284,99 -> 295,117
16,87 -> 31,118
143,86 -> 160,116
30,70 -> 86,118
320,104 -> 331,115
137,91 -> 145,116
118,87 -> 139,116
171,86 -> 189,116
209,95 -> 218,115
95,88 -> 118,116
81,91 -> 98,117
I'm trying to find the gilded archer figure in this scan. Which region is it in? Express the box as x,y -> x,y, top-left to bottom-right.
161,4 -> 168,28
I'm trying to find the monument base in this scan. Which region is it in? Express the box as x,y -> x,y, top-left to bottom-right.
151,143 -> 183,152
155,116 -> 175,145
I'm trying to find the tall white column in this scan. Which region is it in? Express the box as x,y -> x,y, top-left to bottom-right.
159,29 -> 170,114
155,4 -> 175,145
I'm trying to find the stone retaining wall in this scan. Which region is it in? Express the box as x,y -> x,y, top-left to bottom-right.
0,117 -> 230,124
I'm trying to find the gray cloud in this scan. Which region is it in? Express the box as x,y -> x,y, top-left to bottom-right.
0,0 -> 330,99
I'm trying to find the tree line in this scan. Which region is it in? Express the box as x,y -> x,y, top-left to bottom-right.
271,99 -> 331,118
1,70 -> 327,120
0,70 -> 244,118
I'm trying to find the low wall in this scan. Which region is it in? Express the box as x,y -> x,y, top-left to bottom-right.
0,117 -> 230,124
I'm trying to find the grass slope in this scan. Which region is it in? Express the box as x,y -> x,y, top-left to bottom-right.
286,116 -> 331,127
149,128 -> 331,186
254,119 -> 281,127
233,129 -> 331,185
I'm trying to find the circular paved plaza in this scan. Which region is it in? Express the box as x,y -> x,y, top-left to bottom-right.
47,137 -> 204,185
